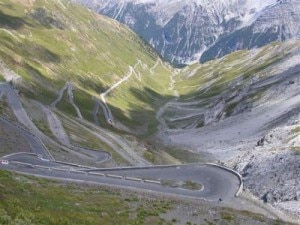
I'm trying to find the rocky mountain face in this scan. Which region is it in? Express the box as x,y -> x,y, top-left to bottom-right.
72,0 -> 300,65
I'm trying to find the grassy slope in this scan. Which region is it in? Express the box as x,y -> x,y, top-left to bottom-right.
177,41 -> 297,98
0,0 -> 187,165
0,1 -> 298,136
0,170 -> 291,225
0,2 -> 298,223
162,41 -> 300,129
0,0 -> 173,135
0,170 -> 172,225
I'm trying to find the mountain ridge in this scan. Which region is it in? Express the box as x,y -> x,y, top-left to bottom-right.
73,0 -> 300,64
0,0 -> 300,222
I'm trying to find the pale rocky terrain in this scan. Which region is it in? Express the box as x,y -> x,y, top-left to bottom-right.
231,121 -> 300,219
156,43 -> 300,223
0,0 -> 299,222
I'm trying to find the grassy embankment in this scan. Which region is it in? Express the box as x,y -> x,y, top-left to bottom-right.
0,170 -> 172,225
0,170 -> 292,225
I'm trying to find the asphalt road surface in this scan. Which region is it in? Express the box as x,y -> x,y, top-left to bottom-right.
0,82 -> 241,202
0,117 -> 50,159
86,164 -> 240,202
0,83 -> 111,163
0,161 -> 240,202
3,153 -> 63,168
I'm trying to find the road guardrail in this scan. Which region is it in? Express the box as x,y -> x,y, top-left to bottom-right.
88,172 -> 105,176
144,179 -> 161,184
207,163 -> 243,197
125,176 -> 142,182
106,174 -> 123,179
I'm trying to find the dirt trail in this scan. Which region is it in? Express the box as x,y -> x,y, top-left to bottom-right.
149,59 -> 160,74
149,58 -> 170,74
156,69 -> 180,132
99,60 -> 144,127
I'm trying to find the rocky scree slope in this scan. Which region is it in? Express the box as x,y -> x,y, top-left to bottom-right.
72,0 -> 300,65
157,40 -> 300,220
0,0 -> 300,221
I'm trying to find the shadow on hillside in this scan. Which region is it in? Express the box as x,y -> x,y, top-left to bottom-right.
29,7 -> 65,30
18,42 -> 61,63
0,10 -> 27,30
78,78 -> 109,94
0,35 -> 61,64
101,86 -> 174,136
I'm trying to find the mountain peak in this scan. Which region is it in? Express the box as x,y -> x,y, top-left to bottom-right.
73,0 -> 300,64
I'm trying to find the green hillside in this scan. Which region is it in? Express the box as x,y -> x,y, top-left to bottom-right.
161,40 -> 300,129
0,0 -> 173,134
0,170 -> 289,225
2,0 -> 298,135
0,1 -> 299,224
